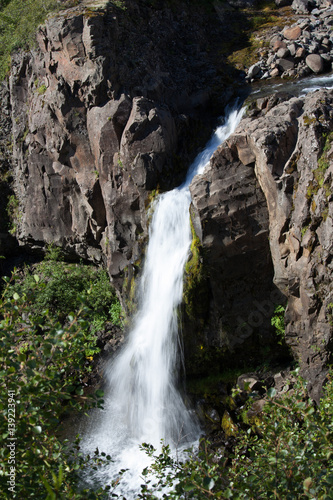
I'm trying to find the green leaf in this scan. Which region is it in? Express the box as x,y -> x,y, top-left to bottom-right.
57,464 -> 63,486
267,387 -> 277,398
303,477 -> 313,491
13,292 -> 20,300
41,475 -> 54,495
33,426 -> 42,434
325,474 -> 333,485
33,274 -> 40,283
203,476 -> 215,490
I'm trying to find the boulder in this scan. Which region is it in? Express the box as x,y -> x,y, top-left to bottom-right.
273,39 -> 287,51
270,68 -> 280,77
277,58 -> 295,71
283,25 -> 302,40
305,53 -> 325,72
246,63 -> 261,80
276,47 -> 290,58
291,0 -> 313,13
295,46 -> 307,59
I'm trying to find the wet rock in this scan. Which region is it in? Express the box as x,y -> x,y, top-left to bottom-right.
221,410 -> 238,437
270,67 -> 280,77
245,399 -> 266,424
237,374 -> 260,391
246,63 -> 261,80
189,129 -> 273,357
206,408 -> 221,424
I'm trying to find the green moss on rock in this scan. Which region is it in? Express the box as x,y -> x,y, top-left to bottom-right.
221,410 -> 238,437
183,217 -> 208,322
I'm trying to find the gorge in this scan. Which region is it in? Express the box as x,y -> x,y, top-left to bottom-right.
80,104 -> 244,495
0,0 -> 333,497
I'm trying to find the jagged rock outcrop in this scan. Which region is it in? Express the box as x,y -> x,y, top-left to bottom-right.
0,81 -> 17,258
187,121 -> 276,370
189,88 -> 333,400
6,0 -> 237,290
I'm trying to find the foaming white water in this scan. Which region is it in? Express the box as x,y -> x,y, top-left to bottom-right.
300,72 -> 333,94
81,104 -> 244,496
251,71 -> 333,97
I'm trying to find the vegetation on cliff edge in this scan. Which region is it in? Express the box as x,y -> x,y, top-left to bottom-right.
0,0 -> 80,80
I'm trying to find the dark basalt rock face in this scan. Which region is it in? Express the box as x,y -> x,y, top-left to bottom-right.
0,81 -> 17,259
5,0 -> 237,289
189,89 -> 333,400
188,130 -> 275,368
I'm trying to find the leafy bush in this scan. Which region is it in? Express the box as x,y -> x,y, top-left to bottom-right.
138,370 -> 333,499
0,275 -> 112,498
271,304 -> 286,344
5,256 -> 123,338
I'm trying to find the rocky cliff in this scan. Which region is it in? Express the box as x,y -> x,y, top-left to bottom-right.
1,0 -> 333,399
4,0 -> 238,290
189,87 -> 333,400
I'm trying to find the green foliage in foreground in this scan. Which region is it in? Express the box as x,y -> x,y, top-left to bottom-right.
138,371 -> 333,499
1,255 -> 332,498
0,276 -> 113,499
0,0 -> 79,81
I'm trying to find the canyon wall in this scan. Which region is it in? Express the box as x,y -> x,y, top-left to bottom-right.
189,88 -> 333,399
1,1 -> 332,397
4,0 -> 236,289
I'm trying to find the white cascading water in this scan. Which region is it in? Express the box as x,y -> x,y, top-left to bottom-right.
81,104 -> 244,496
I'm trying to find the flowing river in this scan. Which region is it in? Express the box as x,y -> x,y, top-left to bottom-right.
81,103 -> 245,496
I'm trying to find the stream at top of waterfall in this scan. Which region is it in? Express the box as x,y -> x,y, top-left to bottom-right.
78,103 -> 245,498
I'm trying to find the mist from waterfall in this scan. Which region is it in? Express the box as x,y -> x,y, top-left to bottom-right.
81,103 -> 245,496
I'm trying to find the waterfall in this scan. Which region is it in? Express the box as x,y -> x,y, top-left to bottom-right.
81,103 -> 245,495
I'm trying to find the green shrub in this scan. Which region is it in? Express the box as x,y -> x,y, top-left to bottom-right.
6,193 -> 20,235
5,258 -> 123,339
271,304 -> 286,344
138,370 -> 333,499
0,275 -> 112,498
